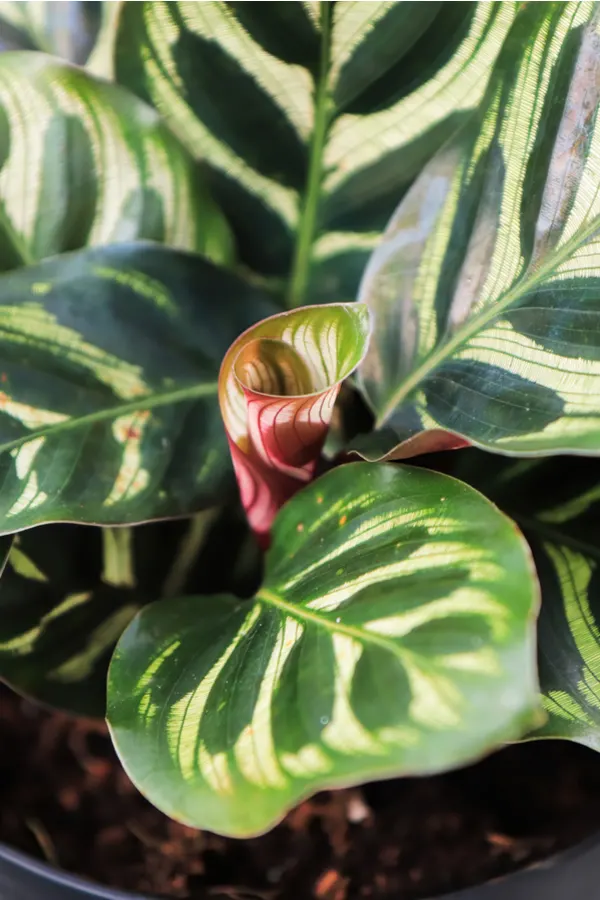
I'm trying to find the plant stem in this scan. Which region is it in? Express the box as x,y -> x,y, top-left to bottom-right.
287,1 -> 333,308
102,527 -> 136,589
161,509 -> 218,598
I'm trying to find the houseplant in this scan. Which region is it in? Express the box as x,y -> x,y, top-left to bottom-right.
1,0 -> 600,896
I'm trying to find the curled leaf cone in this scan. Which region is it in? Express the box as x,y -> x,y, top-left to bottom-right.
218,304 -> 371,546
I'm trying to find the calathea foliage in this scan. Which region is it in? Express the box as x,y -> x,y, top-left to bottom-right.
0,0 -> 598,841
218,303 -> 371,545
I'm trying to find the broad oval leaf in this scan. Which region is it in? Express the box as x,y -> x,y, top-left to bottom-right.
0,242 -> 277,531
114,2 -> 513,305
451,450 -> 600,751
355,4 -> 600,459
107,462 -> 540,837
0,51 -> 232,272
219,303 -> 370,544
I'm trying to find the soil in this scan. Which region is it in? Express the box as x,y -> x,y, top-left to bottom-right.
1,684 -> 600,900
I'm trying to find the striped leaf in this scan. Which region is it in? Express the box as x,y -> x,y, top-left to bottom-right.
0,526 -> 139,717
0,506 -> 260,718
114,2 -> 513,306
0,242 -> 276,531
107,462 -> 540,837
0,51 -> 232,273
219,303 -> 371,545
451,451 -> 600,750
355,4 -> 600,460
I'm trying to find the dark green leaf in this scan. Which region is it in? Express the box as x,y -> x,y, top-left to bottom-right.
114,2 -> 511,304
107,462 -> 540,836
0,242 -> 277,531
0,52 -> 233,272
0,524 -> 136,717
0,503 -> 260,717
451,450 -> 600,751
356,4 -> 600,459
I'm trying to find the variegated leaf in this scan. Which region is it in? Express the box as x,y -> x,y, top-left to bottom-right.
355,3 -> 600,460
0,505 -> 260,718
451,450 -> 600,750
0,242 -> 276,531
107,462 -> 540,837
219,303 -> 371,545
0,51 -> 232,272
0,525 -> 138,717
114,2 -> 513,306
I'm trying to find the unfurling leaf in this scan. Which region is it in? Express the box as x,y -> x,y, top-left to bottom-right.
218,305 -> 371,546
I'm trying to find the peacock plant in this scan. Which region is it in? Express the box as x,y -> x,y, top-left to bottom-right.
0,0 -> 598,850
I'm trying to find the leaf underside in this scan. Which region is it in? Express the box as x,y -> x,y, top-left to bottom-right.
219,302 -> 371,542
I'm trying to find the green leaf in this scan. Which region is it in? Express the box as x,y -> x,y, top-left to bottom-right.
107,461 -> 540,837
450,450 -> 600,751
355,3 -> 600,460
0,524 -> 137,717
0,506 -> 259,718
114,2 -> 513,306
0,242 -> 277,531
0,51 -> 233,272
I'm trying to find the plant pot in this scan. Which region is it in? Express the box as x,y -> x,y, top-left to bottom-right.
1,833 -> 599,900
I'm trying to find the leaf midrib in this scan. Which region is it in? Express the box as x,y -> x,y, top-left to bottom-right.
286,1 -> 333,309
0,380 -> 218,456
375,200 -> 600,427
257,586 -> 407,662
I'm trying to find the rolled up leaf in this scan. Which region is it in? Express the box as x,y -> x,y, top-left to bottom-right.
219,304 -> 371,545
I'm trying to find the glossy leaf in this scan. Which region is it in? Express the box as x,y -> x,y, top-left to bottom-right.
108,462 -> 540,837
0,52 -> 232,272
451,450 -> 600,751
0,242 -> 277,532
114,2 -> 513,305
356,4 -> 600,460
219,303 -> 371,545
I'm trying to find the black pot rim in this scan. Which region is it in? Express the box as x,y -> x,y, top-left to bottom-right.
0,840 -> 147,899
1,829 -> 600,899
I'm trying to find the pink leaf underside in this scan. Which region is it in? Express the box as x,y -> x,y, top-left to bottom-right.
219,305 -> 371,548
229,385 -> 339,547
386,430 -> 471,460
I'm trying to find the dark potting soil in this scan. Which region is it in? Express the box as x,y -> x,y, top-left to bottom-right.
1,684 -> 600,900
